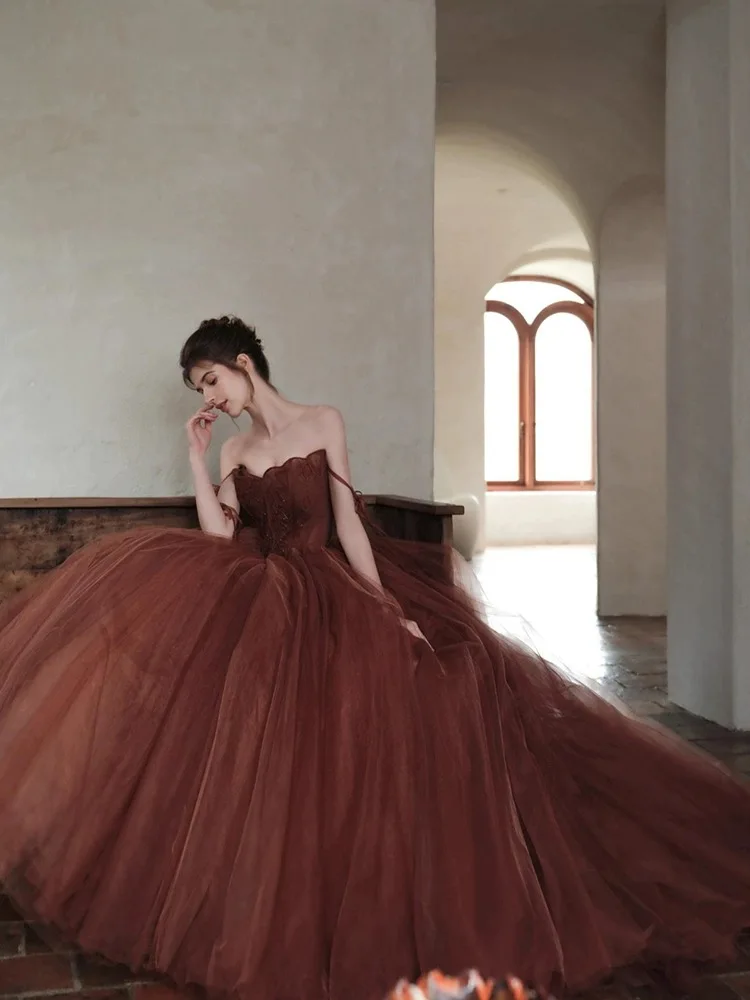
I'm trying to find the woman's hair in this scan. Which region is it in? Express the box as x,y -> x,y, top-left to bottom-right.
179,316 -> 271,386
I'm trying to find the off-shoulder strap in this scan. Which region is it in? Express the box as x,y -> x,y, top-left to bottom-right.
218,466 -> 239,487
212,473 -> 241,534
218,502 -> 241,531
328,466 -> 367,513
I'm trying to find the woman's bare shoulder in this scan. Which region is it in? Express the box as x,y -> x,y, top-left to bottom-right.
305,404 -> 344,429
220,432 -> 250,463
294,406 -> 345,451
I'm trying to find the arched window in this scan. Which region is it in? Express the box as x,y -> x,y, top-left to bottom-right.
484,276 -> 594,490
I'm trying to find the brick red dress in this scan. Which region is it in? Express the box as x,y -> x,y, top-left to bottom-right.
0,449 -> 748,1000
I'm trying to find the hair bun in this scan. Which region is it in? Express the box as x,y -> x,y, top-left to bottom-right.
181,314 -> 272,385
227,315 -> 261,349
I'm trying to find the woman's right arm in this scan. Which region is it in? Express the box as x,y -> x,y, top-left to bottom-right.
186,406 -> 239,539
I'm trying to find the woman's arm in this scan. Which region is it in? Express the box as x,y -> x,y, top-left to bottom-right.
321,408 -> 429,647
186,405 -> 239,539
321,407 -> 385,593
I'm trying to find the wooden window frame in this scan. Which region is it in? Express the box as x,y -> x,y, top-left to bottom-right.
485,279 -> 595,492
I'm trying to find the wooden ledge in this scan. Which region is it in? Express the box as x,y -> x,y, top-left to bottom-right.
0,493 -> 461,599
0,496 -> 196,509
0,495 -> 464,516
365,495 -> 464,517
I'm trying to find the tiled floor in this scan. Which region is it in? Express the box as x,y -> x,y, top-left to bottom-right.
1,546 -> 749,1000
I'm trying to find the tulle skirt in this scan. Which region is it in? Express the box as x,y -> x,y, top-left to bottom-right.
0,527 -> 748,999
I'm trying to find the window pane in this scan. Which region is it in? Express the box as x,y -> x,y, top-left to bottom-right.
484,312 -> 520,482
534,312 -> 593,482
485,279 -> 583,323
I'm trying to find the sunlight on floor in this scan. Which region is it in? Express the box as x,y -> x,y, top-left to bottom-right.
473,544 -> 609,680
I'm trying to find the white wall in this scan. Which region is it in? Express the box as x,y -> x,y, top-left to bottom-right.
597,176 -> 666,616
0,0 -> 435,499
437,1 -> 665,237
485,492 -> 596,546
511,257 -> 595,297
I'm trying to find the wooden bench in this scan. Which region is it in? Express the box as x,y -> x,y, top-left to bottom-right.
0,494 -> 463,600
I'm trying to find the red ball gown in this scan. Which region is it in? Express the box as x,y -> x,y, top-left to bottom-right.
0,448 -> 748,999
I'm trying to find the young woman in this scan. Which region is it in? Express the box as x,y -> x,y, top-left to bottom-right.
0,315 -> 748,1000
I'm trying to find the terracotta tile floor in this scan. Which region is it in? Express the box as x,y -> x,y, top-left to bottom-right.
1,546 -> 749,1000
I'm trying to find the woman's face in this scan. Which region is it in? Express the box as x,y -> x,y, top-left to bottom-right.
189,360 -> 252,418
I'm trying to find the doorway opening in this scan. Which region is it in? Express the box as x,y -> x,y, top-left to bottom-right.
483,275 -> 596,550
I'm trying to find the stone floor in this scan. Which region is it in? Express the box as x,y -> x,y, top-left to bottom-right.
1,546 -> 749,1000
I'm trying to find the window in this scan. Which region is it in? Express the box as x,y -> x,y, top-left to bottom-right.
484,276 -> 594,490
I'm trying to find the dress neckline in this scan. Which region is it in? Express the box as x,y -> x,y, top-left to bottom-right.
235,448 -> 327,482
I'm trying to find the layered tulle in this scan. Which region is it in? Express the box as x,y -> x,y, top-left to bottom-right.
0,450 -> 748,1000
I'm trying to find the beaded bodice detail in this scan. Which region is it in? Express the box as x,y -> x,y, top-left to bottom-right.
232,448 -> 337,556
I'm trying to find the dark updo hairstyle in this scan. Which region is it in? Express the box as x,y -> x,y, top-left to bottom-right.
179,315 -> 272,388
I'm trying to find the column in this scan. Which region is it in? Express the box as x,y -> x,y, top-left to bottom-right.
666,0 -> 750,728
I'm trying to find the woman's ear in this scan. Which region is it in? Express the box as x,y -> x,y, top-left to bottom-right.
235,353 -> 253,373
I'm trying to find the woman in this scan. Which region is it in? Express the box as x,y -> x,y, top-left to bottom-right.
0,315 -> 748,1000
